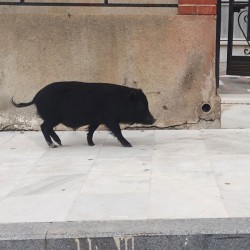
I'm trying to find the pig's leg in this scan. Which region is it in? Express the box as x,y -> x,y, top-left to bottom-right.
49,129 -> 62,146
87,123 -> 99,146
41,122 -> 58,148
106,122 -> 132,147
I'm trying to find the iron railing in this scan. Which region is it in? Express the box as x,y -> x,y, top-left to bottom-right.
0,0 -> 178,7
227,0 -> 250,75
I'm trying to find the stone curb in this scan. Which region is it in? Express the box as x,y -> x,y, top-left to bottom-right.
1,218 -> 250,250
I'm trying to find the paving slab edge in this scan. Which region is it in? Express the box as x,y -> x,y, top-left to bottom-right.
220,94 -> 250,104
1,218 -> 250,249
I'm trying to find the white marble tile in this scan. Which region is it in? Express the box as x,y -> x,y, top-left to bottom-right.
0,132 -> 46,159
153,133 -> 206,156
211,171 -> 250,216
89,159 -> 152,176
200,128 -> 247,136
1,130 -> 250,222
220,94 -> 250,104
0,157 -> 38,168
0,166 -> 30,182
151,171 -> 221,197
152,154 -> 212,173
0,196 -> 4,202
28,157 -> 94,176
0,180 -> 24,197
148,191 -> 228,219
210,155 -> 250,173
221,104 -> 250,129
0,131 -> 15,144
154,130 -> 202,143
0,193 -> 77,223
7,174 -> 86,197
59,130 -> 107,147
216,172 -> 250,191
121,130 -> 155,145
149,170 -> 228,217
149,170 -> 227,219
39,131 -> 107,160
42,144 -> 101,159
102,130 -> 155,149
67,193 -> 149,221
80,174 -> 151,194
0,159 -> 37,196
219,190 -> 250,217
98,145 -> 153,160
0,157 -> 37,196
201,129 -> 250,155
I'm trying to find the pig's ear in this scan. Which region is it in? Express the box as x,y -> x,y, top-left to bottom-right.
128,91 -> 137,103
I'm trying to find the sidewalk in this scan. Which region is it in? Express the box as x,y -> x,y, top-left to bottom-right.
1,129 -> 250,223
1,129 -> 250,249
218,63 -> 250,129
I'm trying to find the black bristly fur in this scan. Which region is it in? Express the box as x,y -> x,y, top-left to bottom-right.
12,81 -> 155,148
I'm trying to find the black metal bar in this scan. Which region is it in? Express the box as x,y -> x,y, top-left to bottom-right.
226,55 -> 250,75
0,2 -> 178,7
237,9 -> 250,53
247,0 -> 250,40
222,1 -> 248,4
226,0 -> 234,75
216,0 -> 222,88
233,3 -> 248,13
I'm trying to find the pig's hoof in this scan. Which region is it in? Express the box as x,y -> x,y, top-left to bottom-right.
55,142 -> 62,146
49,143 -> 58,148
88,142 -> 95,146
122,142 -> 132,147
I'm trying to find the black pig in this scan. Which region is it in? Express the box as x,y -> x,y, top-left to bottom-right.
12,82 -> 155,148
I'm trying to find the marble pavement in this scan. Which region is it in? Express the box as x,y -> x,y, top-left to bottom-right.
1,129 -> 250,224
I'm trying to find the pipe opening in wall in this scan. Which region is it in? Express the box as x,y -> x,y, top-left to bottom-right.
201,103 -> 211,113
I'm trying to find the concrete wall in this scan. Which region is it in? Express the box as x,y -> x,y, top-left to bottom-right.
0,4 -> 220,130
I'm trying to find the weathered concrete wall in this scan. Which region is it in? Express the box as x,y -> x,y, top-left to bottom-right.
0,6 -> 220,130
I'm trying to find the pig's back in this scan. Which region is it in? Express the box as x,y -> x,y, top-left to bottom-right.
34,81 -> 132,101
33,82 -> 134,127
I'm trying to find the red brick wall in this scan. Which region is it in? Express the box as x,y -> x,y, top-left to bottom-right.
178,0 -> 217,15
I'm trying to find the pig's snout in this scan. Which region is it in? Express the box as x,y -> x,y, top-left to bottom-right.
144,113 -> 156,125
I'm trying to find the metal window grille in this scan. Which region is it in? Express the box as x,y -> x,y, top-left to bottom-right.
0,0 -> 178,7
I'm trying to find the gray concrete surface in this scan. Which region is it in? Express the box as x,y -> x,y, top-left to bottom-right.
1,218 -> 250,249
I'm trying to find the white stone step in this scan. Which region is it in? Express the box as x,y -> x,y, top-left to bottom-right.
220,94 -> 250,129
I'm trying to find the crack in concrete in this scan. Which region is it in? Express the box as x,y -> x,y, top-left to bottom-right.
0,124 -> 11,130
45,222 -> 53,250
1,117 -> 216,132
124,117 -> 216,130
